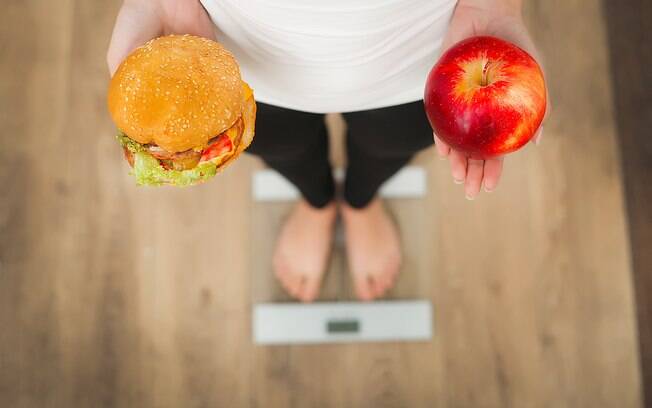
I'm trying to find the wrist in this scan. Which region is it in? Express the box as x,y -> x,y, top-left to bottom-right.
457,0 -> 523,17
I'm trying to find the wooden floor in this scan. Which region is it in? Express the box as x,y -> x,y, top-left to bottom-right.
603,0 -> 652,401
0,0 -> 643,407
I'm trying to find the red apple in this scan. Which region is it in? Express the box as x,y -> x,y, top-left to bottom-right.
424,36 -> 547,159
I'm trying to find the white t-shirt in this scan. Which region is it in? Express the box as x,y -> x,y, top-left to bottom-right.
200,0 -> 456,113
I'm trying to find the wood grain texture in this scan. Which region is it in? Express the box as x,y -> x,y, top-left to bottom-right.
603,1 -> 652,405
0,0 -> 643,407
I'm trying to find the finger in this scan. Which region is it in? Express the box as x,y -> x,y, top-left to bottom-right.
354,275 -> 374,302
483,157 -> 504,192
107,2 -> 163,76
449,150 -> 468,184
464,159 -> 484,200
532,126 -> 544,146
541,87 -> 551,125
434,133 -> 451,158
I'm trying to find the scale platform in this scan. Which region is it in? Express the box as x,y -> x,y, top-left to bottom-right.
253,165 -> 426,201
253,301 -> 433,345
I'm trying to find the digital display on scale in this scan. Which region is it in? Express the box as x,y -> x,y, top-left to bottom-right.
327,319 -> 360,333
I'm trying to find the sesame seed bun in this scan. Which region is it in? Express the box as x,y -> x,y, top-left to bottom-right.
219,85 -> 256,169
108,35 -> 245,153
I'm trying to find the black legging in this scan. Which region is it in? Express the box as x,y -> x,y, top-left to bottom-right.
246,101 -> 434,209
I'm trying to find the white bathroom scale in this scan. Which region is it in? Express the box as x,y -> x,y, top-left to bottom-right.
253,301 -> 433,345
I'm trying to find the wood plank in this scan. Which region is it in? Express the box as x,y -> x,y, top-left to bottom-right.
0,1 -> 75,407
602,1 -> 652,405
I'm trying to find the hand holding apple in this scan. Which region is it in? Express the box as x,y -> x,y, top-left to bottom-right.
431,1 -> 548,199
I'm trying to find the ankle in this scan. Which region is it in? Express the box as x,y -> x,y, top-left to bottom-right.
341,197 -> 381,218
298,199 -> 337,219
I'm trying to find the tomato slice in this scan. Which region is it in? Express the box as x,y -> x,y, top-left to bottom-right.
123,147 -> 135,167
200,134 -> 233,162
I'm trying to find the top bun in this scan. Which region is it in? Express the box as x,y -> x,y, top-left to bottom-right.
108,35 -> 244,153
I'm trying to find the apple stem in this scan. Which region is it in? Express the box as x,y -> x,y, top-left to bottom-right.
481,61 -> 489,86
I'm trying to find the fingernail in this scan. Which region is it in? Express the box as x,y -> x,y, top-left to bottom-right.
465,194 -> 475,201
535,126 -> 544,145
454,178 -> 464,184
484,185 -> 494,193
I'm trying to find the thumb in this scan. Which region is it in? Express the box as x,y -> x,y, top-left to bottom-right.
107,2 -> 163,76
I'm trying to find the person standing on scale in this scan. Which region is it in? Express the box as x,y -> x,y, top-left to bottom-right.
108,0 -> 545,302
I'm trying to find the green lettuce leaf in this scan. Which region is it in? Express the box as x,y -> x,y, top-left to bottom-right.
115,131 -> 218,186
116,131 -> 146,153
132,151 -> 218,186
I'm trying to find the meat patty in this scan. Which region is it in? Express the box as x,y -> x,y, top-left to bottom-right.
122,117 -> 244,171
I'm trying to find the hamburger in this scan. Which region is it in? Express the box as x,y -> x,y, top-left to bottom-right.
108,35 -> 256,186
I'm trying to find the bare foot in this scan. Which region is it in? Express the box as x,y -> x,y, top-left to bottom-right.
341,198 -> 402,301
273,199 -> 337,302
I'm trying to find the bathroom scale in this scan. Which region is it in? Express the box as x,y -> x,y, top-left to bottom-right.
254,300 -> 432,345
251,165 -> 433,345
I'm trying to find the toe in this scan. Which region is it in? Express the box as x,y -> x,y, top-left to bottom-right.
375,274 -> 394,295
369,278 -> 384,299
298,276 -> 320,303
288,274 -> 305,299
373,275 -> 392,298
277,270 -> 300,298
354,274 -> 375,301
370,261 -> 400,298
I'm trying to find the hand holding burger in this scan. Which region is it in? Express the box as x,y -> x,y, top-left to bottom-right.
107,0 -> 254,186
108,35 -> 256,186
